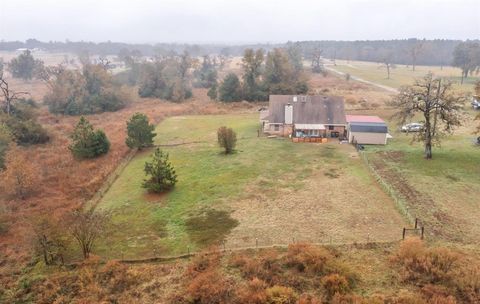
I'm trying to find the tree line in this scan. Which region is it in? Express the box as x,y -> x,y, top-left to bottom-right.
2,38 -> 478,67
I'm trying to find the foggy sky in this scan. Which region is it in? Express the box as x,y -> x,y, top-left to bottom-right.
0,0 -> 478,43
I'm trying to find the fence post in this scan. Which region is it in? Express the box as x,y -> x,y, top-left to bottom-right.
255,238 -> 258,249
415,218 -> 418,229
421,226 -> 425,240
402,228 -> 406,240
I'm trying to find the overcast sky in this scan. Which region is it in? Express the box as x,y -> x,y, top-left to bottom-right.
0,0 -> 478,43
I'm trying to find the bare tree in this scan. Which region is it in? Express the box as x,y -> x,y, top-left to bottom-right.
390,73 -> 465,159
67,209 -> 109,259
30,215 -> 68,265
98,56 -> 111,70
310,48 -> 324,73
0,75 -> 30,115
409,39 -> 424,71
379,54 -> 396,80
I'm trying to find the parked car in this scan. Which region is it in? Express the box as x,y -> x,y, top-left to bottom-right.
401,123 -> 424,132
471,97 -> 480,110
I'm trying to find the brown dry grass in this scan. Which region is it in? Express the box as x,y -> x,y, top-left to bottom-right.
307,71 -> 394,110
0,86 -> 254,289
226,143 -> 407,248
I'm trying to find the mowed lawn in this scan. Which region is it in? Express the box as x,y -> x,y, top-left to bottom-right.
362,111 -> 480,243
95,114 -> 406,259
333,60 -> 478,93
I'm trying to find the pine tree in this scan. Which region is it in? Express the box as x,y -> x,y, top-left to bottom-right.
126,113 -> 156,149
142,148 -> 177,193
69,116 -> 110,158
207,84 -> 218,100
219,73 -> 242,102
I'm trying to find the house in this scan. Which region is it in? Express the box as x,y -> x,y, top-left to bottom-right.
262,95 -> 347,140
345,115 -> 390,145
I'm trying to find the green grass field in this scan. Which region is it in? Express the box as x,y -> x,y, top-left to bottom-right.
94,114 -> 338,258
94,114 -> 407,259
361,114 -> 480,243
332,60 -> 478,93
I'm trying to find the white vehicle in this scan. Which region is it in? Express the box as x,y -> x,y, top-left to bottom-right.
401,123 -> 424,133
471,96 -> 480,110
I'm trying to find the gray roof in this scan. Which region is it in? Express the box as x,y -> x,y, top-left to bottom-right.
349,122 -> 388,133
268,95 -> 346,125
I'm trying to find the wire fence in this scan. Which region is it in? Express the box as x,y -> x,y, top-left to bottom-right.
358,149 -> 415,225
69,235 -> 405,267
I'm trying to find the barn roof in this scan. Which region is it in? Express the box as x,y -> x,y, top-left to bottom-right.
268,95 -> 346,125
349,122 -> 388,133
345,115 -> 385,123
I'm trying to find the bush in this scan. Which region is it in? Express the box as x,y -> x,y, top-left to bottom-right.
235,277 -> 268,304
142,148 -> 177,193
265,285 -> 297,304
391,238 -> 459,284
0,145 -> 38,199
125,113 -> 156,149
0,124 -> 12,169
217,126 -> 237,154
321,274 -> 350,300
207,84 -> 218,100
44,64 -> 129,115
284,243 -> 332,274
69,117 -> 110,159
3,116 -> 49,144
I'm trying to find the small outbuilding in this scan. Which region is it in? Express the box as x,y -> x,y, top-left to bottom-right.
346,115 -> 390,145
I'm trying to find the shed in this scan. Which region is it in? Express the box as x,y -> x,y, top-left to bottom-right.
346,115 -> 390,145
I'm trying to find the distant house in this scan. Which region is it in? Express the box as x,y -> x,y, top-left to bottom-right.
346,115 -> 390,145
262,95 -> 347,140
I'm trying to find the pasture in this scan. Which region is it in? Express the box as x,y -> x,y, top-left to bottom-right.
356,107 -> 480,244
331,59 -> 478,93
94,114 -> 406,259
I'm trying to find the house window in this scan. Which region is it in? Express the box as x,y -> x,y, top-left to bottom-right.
274,125 -> 279,131
328,125 -> 335,131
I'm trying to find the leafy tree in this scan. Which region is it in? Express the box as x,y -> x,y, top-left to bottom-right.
69,116 -> 110,159
217,126 -> 237,154
242,49 -> 266,101
67,209 -> 109,259
264,48 -> 309,95
219,73 -> 242,102
0,58 -> 4,77
0,145 -> 38,199
452,41 -> 480,84
126,113 -> 156,149
8,50 -> 44,80
207,84 -> 218,101
142,148 -> 177,193
194,55 -> 218,88
286,43 -> 303,73
138,55 -> 193,102
390,73 -> 465,159
43,63 -> 129,115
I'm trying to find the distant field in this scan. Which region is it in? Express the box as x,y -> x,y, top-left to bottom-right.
95,114 -> 406,259
331,59 -> 478,93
